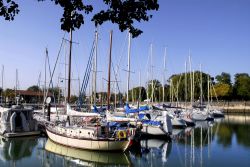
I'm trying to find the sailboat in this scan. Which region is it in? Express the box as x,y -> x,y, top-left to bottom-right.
45,30 -> 131,151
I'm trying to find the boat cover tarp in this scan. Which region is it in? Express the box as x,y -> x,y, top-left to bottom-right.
125,104 -> 139,114
108,122 -> 120,127
142,120 -> 161,126
139,105 -> 149,111
92,105 -> 99,113
138,113 -> 145,120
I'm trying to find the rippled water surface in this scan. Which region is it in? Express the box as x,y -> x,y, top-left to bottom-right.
0,114 -> 250,167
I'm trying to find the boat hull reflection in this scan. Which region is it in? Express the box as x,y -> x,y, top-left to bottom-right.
45,139 -> 131,166
129,139 -> 172,166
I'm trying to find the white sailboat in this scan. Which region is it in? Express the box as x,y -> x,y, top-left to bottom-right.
46,31 -> 131,151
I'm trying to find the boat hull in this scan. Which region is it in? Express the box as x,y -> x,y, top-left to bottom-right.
46,128 -> 130,151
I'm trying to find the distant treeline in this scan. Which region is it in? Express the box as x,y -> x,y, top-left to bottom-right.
126,72 -> 250,102
1,72 -> 250,103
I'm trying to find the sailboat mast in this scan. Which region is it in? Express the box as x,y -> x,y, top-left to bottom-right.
163,47 -> 167,102
200,64 -> 203,106
15,69 -> 18,104
67,29 -> 73,103
126,32 -> 131,103
193,70 -> 195,105
107,30 -> 113,110
185,61 -> 187,109
93,30 -> 98,106
189,52 -> 193,107
115,65 -> 118,109
207,75 -> 210,105
150,43 -> 153,103
139,70 -> 141,102
146,70 -> 149,104
1,65 -> 4,104
44,48 -> 47,106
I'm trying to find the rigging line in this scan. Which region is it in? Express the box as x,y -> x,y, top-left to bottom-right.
82,45 -> 95,91
83,56 -> 94,93
78,39 -> 95,106
44,32 -> 66,104
111,60 -> 121,94
116,31 -> 128,70
72,47 -> 81,88
80,40 -> 95,93
46,51 -> 58,110
37,72 -> 41,87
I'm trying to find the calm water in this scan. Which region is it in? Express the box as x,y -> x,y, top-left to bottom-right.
0,114 -> 250,167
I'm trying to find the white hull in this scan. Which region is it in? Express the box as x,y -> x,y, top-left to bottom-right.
46,128 -> 130,151
171,117 -> 187,128
191,110 -> 210,121
141,125 -> 167,136
211,109 -> 224,117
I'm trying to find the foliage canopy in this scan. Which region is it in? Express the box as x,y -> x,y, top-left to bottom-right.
0,0 -> 159,37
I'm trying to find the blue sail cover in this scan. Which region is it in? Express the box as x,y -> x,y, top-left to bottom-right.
142,120 -> 161,126
125,103 -> 139,114
139,105 -> 149,111
92,105 -> 99,113
108,122 -> 120,127
138,113 -> 145,120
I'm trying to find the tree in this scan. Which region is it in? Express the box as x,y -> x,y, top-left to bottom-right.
69,95 -> 78,104
27,85 -> 41,92
233,73 -> 250,100
215,72 -> 231,85
169,72 -> 211,102
211,83 -> 232,100
128,86 -> 147,102
1,0 -> 159,37
0,0 -> 19,21
158,84 -> 170,102
48,86 -> 62,102
3,88 -> 15,101
146,79 -> 162,102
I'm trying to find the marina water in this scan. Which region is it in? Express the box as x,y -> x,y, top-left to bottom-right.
0,114 -> 249,167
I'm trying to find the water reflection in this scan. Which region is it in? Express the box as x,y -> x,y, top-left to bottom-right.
0,137 -> 37,160
0,114 -> 249,167
45,139 -> 131,166
166,115 -> 250,167
214,115 -> 250,148
129,139 -> 172,166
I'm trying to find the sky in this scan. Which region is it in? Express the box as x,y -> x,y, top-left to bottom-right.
0,0 -> 250,95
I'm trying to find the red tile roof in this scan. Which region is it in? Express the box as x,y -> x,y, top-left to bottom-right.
16,90 -> 52,96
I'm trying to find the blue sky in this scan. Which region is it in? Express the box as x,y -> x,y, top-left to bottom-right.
0,0 -> 250,95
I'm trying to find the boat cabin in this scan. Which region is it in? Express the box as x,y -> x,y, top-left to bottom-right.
0,105 -> 40,137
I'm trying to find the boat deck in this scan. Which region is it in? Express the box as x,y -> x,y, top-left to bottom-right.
3,131 -> 41,138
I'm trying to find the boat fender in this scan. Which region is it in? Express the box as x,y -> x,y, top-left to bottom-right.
20,112 -> 29,132
117,130 -> 127,139
10,112 -> 17,132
